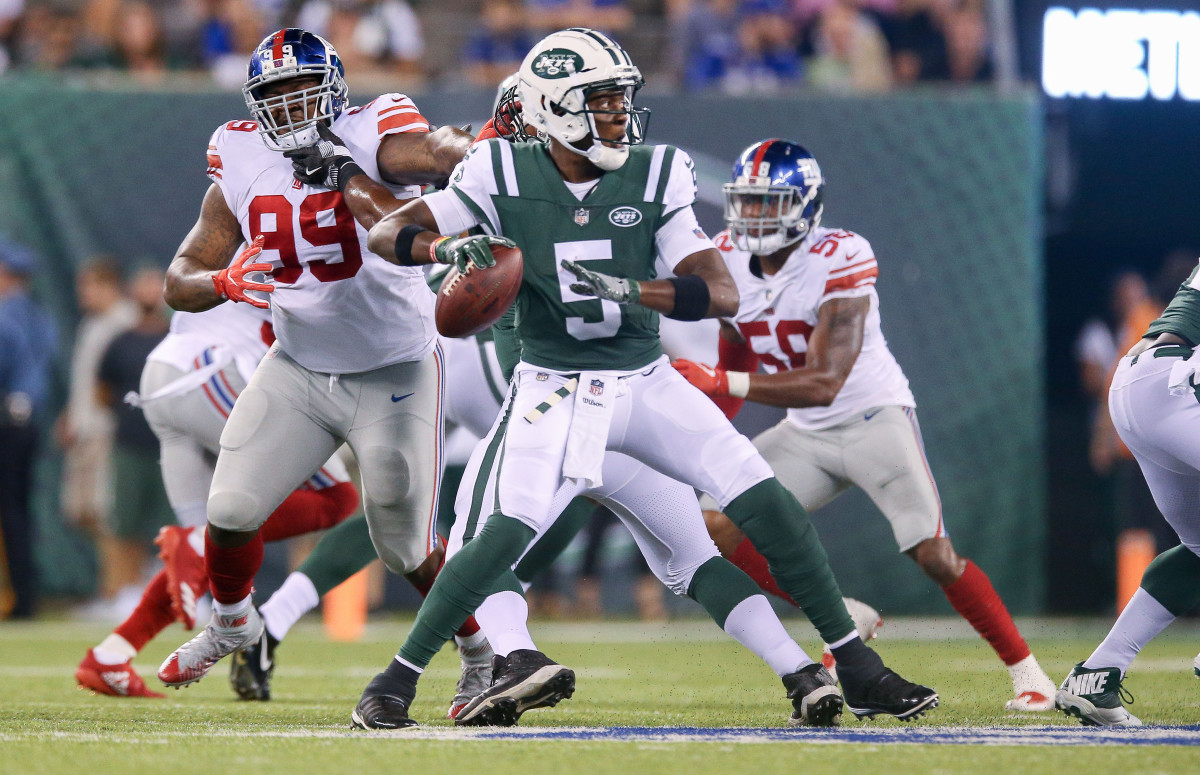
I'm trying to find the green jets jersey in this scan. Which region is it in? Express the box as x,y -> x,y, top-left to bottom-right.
445,140 -> 701,372
1146,260 -> 1200,346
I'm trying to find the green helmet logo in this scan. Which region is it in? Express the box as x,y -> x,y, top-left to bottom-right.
531,49 -> 584,79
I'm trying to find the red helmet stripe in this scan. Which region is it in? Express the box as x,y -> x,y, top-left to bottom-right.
271,29 -> 286,63
749,139 -> 776,178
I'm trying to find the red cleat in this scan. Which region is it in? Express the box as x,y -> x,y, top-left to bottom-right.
155,526 -> 208,629
76,649 -> 165,698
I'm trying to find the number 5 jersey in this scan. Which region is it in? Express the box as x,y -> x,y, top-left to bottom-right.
715,226 -> 915,430
205,94 -> 436,374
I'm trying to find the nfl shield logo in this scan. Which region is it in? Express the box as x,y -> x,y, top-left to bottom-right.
574,208 -> 590,226
589,379 -> 604,396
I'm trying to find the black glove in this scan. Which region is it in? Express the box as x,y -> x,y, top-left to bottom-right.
284,123 -> 364,192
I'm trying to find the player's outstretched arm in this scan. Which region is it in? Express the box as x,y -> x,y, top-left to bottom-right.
376,126 -> 473,187
566,247 -> 738,320
165,184 -> 264,312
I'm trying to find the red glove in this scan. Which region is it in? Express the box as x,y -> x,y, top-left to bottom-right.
212,235 -> 272,309
674,359 -> 730,397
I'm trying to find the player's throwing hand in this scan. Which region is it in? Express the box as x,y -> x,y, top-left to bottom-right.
211,235 -> 273,309
430,234 -> 510,274
562,259 -> 640,304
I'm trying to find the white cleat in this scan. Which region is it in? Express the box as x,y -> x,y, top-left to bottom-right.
158,604 -> 263,688
821,598 -> 883,683
1005,653 -> 1057,711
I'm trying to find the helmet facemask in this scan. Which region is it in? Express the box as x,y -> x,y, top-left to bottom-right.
724,182 -> 823,255
243,31 -> 348,151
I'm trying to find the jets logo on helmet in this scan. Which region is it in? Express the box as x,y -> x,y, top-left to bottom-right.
243,28 -> 349,151
724,139 -> 825,255
517,28 -> 650,171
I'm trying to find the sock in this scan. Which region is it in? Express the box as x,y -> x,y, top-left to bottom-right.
214,593 -> 253,618
111,570 -> 176,652
454,630 -> 489,652
723,479 -> 853,642
94,634 -> 137,664
942,559 -> 1030,665
258,482 -> 359,543
1084,588 -> 1176,674
729,538 -> 795,605
398,515 -> 535,669
205,529 -> 263,605
260,572 -> 320,641
475,590 -> 537,657
1140,544 -> 1200,615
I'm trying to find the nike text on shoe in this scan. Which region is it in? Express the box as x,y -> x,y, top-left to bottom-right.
158,604 -> 263,689
76,649 -> 165,698
1005,653 -> 1056,712
230,622 -> 278,701
1055,663 -> 1142,727
351,672 -> 419,730
449,639 -> 495,719
454,649 -> 576,727
155,525 -> 207,630
821,598 -> 882,683
843,668 -> 939,721
782,663 -> 843,727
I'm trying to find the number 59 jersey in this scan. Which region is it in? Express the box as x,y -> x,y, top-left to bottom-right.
717,226 -> 915,430
205,94 -> 436,374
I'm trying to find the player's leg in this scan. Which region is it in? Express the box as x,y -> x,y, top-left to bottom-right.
844,406 -> 1054,710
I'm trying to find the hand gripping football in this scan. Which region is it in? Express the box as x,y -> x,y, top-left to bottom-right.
434,242 -> 523,338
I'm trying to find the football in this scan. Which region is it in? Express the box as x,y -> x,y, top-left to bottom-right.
434,243 -> 524,338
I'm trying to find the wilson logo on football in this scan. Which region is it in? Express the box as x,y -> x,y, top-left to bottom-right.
532,49 -> 583,78
608,207 -> 642,227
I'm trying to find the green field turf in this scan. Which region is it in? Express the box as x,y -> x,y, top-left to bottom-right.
3,615 -> 1199,774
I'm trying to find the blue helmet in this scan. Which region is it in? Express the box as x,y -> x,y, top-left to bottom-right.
724,139 -> 824,254
243,28 -> 348,151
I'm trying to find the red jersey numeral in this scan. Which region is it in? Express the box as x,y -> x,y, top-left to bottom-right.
225,120 -> 258,132
248,194 -> 362,284
809,230 -> 855,258
737,319 -> 814,370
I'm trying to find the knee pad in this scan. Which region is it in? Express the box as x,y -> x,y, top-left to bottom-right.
207,490 -> 267,532
358,445 -> 412,508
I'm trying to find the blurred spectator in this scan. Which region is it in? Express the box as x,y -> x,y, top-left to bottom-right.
886,0 -> 947,85
0,0 -> 21,72
724,0 -> 801,94
806,0 -> 891,92
678,0 -> 741,91
77,0 -> 203,71
13,3 -> 80,70
942,0 -> 990,83
524,0 -> 632,37
199,0 -> 267,88
295,0 -> 424,81
465,0 -> 534,88
57,258 -> 137,602
790,0 -> 896,30
0,236 -> 58,619
91,265 -> 172,620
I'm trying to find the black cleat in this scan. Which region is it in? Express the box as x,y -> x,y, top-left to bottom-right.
230,626 -> 278,701
454,649 -> 575,727
843,668 -> 938,721
783,663 -> 843,727
351,672 -> 419,730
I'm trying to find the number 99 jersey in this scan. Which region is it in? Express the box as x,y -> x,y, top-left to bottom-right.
716,225 -> 915,430
205,94 -> 436,374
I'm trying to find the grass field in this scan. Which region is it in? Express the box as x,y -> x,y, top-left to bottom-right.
3,615 -> 1200,774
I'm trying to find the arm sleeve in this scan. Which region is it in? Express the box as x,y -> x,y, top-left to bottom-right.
371,93 -> 431,137
655,149 -> 715,270
820,233 -> 879,304
424,140 -> 499,235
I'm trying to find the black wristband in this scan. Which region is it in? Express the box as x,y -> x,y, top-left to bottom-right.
666,275 -> 711,321
392,224 -> 426,263
333,160 -> 366,194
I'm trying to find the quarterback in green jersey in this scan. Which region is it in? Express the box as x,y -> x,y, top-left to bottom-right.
1057,260 -> 1200,727
318,28 -> 937,728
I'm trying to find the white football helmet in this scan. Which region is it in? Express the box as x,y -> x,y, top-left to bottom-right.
517,28 -> 649,171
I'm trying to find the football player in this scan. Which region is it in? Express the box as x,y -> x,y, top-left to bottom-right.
75,301 -> 359,698
1056,260 -> 1200,726
157,28 -> 489,692
672,139 -> 1058,711
318,28 -> 937,728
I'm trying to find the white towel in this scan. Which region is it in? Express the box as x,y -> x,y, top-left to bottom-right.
562,372 -> 618,488
1167,350 -> 1200,397
124,346 -> 234,408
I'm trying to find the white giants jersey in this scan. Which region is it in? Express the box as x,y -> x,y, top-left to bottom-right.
717,226 -> 914,429
148,302 -> 274,384
205,94 -> 436,374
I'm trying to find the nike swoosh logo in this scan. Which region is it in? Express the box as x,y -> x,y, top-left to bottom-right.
863,409 -> 882,421
391,393 -> 414,403
305,165 -> 323,177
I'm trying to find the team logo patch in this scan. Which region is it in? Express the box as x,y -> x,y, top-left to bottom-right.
693,227 -> 707,239
531,49 -> 584,78
574,207 -> 590,226
536,372 -> 549,381
589,379 -> 604,396
608,207 -> 642,227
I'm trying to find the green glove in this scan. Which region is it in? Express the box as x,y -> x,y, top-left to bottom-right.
432,234 -> 512,273
562,259 -> 641,304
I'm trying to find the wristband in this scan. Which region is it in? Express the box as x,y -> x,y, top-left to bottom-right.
392,224 -> 425,264
726,371 -> 750,399
665,275 -> 711,321
333,160 -> 365,193
429,236 -> 450,264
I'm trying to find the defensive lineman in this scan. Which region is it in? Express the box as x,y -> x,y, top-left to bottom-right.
328,28 -> 936,727
1056,259 -> 1200,726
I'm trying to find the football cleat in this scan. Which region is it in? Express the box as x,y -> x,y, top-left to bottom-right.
229,621 -> 278,701
454,649 -> 575,727
155,525 -> 208,630
158,604 -> 263,688
1193,652 -> 1199,678
821,597 -> 882,683
843,668 -> 939,721
782,663 -> 842,727
1005,653 -> 1057,712
448,639 -> 495,719
76,649 -> 165,698
351,671 -> 419,730
1055,663 -> 1142,727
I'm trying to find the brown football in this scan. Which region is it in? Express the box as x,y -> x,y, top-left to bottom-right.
434,243 -> 523,338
